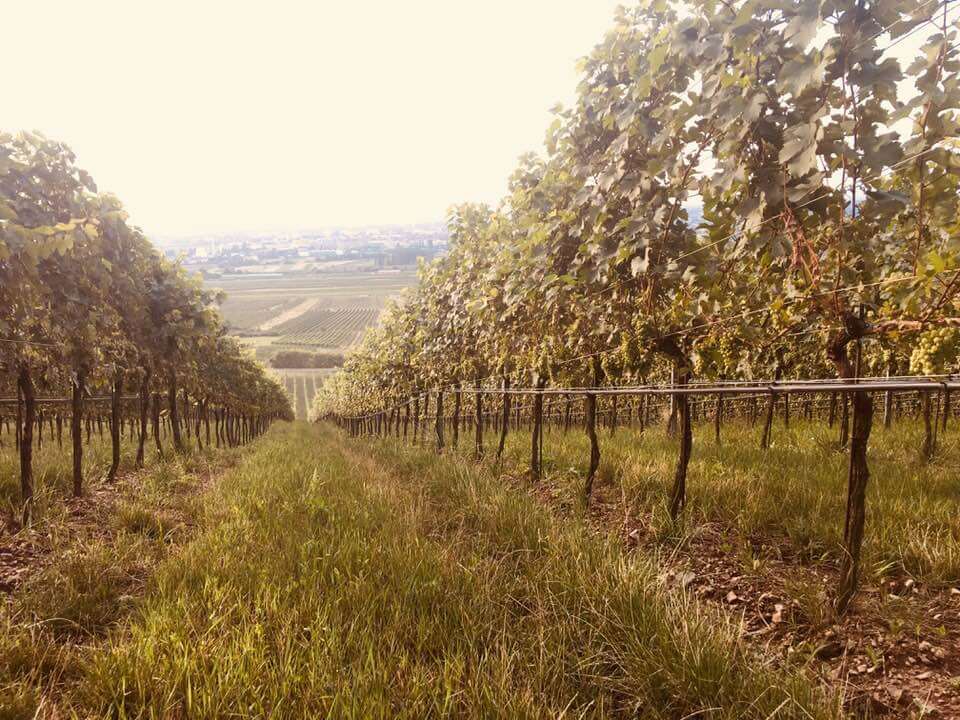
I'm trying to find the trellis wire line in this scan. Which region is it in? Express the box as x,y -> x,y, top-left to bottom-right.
0,337 -> 62,348
338,142 -> 952,398
659,268 -> 960,339
503,142 -> 947,332
552,267 -> 960,371
335,140 -> 954,402
413,391 -> 794,421
345,358 -> 958,420
678,143 -> 947,261
403,294 -> 955,402
337,375 -> 956,420
0,395 -> 141,405
874,0 -> 959,55
437,380 -> 956,397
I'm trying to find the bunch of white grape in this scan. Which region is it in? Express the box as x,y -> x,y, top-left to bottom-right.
909,326 -> 959,376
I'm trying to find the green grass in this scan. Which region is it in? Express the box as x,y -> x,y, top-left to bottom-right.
3,408 -> 952,717
466,412 -> 960,586
9,422 -> 837,718
0,424 -> 217,528
1,430 -> 147,528
0,443 -> 239,718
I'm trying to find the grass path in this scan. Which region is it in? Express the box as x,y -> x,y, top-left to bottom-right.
39,422 -> 840,719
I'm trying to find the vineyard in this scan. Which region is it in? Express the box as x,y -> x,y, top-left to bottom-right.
0,132 -> 293,529
6,0 -> 960,716
217,295 -> 304,332
211,272 -> 413,336
315,0 -> 960,682
273,368 -> 332,420
272,307 -> 380,348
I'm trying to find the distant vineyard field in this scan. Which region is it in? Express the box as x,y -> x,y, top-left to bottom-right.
271,368 -> 334,420
218,295 -> 304,330
209,271 -> 413,358
273,307 -> 379,348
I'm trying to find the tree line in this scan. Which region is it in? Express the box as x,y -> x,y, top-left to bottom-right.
1,131 -> 292,526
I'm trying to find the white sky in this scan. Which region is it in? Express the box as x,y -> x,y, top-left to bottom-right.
6,1 -> 623,237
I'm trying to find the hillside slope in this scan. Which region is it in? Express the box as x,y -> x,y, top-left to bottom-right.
10,422 -> 839,718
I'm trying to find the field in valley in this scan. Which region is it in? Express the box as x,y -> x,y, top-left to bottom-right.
212,270 -> 416,360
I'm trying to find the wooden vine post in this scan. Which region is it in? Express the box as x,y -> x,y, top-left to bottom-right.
834,315 -> 874,614
610,393 -> 618,436
152,392 -> 164,458
17,366 -> 35,526
839,394 -> 850,450
921,390 -> 936,461
412,394 -> 420,444
668,362 -> 692,521
584,357 -> 603,499
714,393 -> 723,445
941,385 -> 950,432
451,382 -> 461,447
474,379 -> 483,460
72,369 -> 86,497
168,370 -> 185,454
761,389 -> 775,449
666,365 -> 678,437
136,369 -> 150,469
108,370 -> 122,483
435,390 -> 444,452
204,399 -> 211,447
883,359 -> 894,429
761,366 -> 781,450
496,375 -> 510,461
422,393 -> 430,446
530,372 -> 547,476
16,387 -> 23,452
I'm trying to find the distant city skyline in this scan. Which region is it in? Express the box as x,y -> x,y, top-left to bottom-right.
151,220 -> 449,252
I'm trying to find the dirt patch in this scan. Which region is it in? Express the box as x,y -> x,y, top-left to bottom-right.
0,483 -> 124,599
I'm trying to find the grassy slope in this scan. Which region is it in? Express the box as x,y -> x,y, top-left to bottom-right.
39,422 -> 841,719
1,431 -> 170,527
1,444 -> 243,719
487,416 -> 960,586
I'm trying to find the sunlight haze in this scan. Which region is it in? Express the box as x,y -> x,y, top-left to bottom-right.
7,1 -> 623,236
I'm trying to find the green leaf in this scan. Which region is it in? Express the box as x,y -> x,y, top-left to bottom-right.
647,43 -> 669,75
779,122 -> 821,176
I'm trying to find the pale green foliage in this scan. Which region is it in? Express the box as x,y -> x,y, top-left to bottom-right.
0,131 -> 290,418
318,0 -> 960,417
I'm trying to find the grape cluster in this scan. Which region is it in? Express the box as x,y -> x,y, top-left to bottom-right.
693,333 -> 738,375
909,327 -> 959,376
717,334 -> 737,371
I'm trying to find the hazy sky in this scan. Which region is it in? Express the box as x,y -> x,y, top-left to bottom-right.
7,1 -> 623,236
